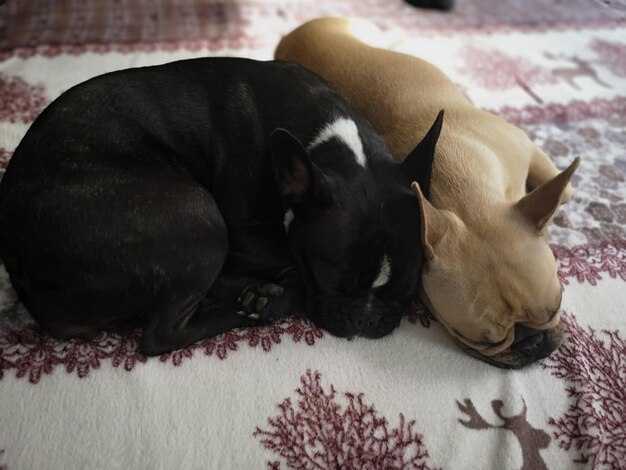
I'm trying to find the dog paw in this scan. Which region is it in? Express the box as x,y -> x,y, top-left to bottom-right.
236,283 -> 285,322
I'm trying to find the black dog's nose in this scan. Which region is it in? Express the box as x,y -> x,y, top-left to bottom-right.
510,324 -> 545,355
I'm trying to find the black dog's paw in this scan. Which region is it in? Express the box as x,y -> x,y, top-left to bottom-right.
236,283 -> 286,322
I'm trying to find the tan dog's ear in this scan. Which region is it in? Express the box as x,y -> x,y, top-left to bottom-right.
411,181 -> 449,260
515,157 -> 580,231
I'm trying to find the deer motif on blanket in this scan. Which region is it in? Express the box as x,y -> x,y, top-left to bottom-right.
545,53 -> 611,89
457,397 -> 551,470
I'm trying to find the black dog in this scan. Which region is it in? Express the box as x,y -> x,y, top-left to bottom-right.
0,58 -> 442,355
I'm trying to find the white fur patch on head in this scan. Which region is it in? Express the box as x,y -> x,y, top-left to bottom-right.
283,208 -> 295,234
371,253 -> 390,288
308,118 -> 367,167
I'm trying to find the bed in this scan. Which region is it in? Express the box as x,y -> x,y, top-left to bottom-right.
1,1 -> 625,469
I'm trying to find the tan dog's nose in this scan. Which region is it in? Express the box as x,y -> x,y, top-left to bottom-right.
510,324 -> 544,355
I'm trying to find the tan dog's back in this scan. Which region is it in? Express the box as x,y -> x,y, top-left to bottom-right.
277,20 -> 513,149
276,18 -> 537,207
276,18 -> 466,158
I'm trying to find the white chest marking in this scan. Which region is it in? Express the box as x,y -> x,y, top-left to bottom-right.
308,118 -> 367,167
283,208 -> 295,234
372,254 -> 391,288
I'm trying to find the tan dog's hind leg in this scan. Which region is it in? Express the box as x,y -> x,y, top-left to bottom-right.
527,148 -> 575,203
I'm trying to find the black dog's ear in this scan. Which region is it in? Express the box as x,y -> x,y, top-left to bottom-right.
400,110 -> 444,198
270,128 -> 314,203
271,128 -> 334,207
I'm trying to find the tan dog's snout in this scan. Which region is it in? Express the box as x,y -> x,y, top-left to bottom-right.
411,157 -> 579,368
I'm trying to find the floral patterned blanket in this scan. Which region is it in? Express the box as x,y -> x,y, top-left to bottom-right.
0,1 -> 625,469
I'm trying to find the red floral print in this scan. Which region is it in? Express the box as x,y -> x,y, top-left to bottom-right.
0,149 -> 11,169
0,37 -> 263,62
553,241 -> 626,285
254,369 -> 439,470
542,315 -> 626,469
0,317 -> 323,384
490,96 -> 626,127
0,74 -> 48,124
407,301 -> 435,328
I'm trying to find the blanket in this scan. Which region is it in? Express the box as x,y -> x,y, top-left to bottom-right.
1,1 -> 625,469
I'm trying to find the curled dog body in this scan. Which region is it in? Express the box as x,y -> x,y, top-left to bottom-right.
0,58 -> 440,355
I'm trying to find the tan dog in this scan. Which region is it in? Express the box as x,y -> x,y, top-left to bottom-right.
275,18 -> 579,369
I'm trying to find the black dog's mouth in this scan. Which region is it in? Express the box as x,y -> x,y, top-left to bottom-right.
305,292 -> 405,339
456,323 -> 565,370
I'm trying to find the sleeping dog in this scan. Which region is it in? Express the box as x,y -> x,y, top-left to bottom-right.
276,18 -> 579,369
0,58 -> 442,355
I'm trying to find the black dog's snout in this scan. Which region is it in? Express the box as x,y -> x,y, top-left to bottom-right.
510,324 -> 545,355
306,291 -> 403,339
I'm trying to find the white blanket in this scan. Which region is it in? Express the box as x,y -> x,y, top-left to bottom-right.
1,1 -> 625,469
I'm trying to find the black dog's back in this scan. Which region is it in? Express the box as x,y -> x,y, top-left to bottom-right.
0,58 -> 346,346
1,59 -> 356,187
0,59 -> 371,273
